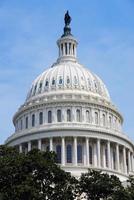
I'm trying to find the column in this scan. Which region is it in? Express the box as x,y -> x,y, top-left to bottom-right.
107,141 -> 111,169
74,137 -> 77,166
81,107 -> 85,122
123,146 -> 127,174
35,111 -> 38,127
28,141 -> 31,151
74,44 -> 77,57
71,43 -> 73,55
102,144 -> 106,168
62,108 -> 66,122
50,138 -> 53,151
52,107 -> 55,123
111,148 -> 114,170
62,137 -> 65,166
38,139 -> 42,150
19,144 -> 22,153
63,43 -> 65,56
67,43 -> 69,55
44,108 -> 47,124
59,44 -> 61,57
128,150 -> 131,173
131,153 -> 134,172
116,143 -> 120,171
94,142 -> 97,167
97,139 -> 101,168
72,107 -> 76,122
86,138 -> 89,166
132,154 -> 134,172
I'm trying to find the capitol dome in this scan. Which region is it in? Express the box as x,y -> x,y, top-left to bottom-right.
26,60 -> 110,102
5,11 -> 134,182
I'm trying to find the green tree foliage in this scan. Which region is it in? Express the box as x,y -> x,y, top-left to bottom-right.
0,145 -> 134,200
127,175 -> 134,200
0,145 -> 76,200
78,169 -> 130,200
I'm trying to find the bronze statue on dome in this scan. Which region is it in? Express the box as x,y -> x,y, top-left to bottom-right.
64,11 -> 71,26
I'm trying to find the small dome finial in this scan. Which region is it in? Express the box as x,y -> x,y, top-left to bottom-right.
62,11 -> 72,37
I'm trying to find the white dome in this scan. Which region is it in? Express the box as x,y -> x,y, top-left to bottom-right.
26,61 -> 110,102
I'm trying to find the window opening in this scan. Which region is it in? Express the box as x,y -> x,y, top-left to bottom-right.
67,144 -> 72,163
39,112 -> 43,125
48,111 -> 52,123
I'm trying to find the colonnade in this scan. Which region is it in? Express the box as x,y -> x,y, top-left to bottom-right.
18,137 -> 134,175
15,106 -> 122,133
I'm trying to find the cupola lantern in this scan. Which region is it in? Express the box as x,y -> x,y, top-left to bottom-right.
57,11 -> 78,63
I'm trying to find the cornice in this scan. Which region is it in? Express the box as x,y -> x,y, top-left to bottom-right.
5,124 -> 134,149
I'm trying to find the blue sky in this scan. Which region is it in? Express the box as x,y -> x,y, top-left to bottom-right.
0,0 -> 134,144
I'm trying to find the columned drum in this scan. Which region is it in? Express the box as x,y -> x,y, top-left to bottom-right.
5,12 -> 134,182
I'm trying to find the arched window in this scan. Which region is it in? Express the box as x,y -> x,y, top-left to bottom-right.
20,119 -> 23,130
39,82 -> 42,89
56,145 -> 61,163
52,79 -> 55,85
77,145 -> 82,163
57,109 -> 62,122
103,114 -> 106,126
25,117 -> 28,129
114,117 -> 117,129
95,112 -> 99,125
109,116 -> 112,127
67,144 -> 72,163
89,146 -> 93,164
88,78 -> 91,88
33,84 -> 37,95
39,82 -> 42,93
86,110 -> 90,123
76,109 -> 81,122
67,109 -> 71,122
67,76 -> 70,84
39,112 -> 43,125
45,80 -> 49,87
74,76 -> 78,85
94,80 -> 98,92
32,114 -> 35,127
48,111 -> 52,123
